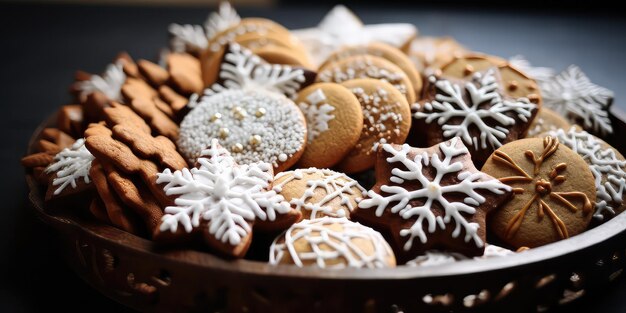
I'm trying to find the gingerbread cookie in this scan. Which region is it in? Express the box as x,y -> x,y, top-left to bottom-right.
335,79 -> 411,173
269,217 -> 395,269
526,107 -> 572,137
73,60 -> 126,103
178,89 -> 307,172
547,127 -> 626,222
320,42 -> 422,98
156,139 -> 301,258
405,245 -> 516,267
482,136 -> 596,248
354,138 -> 512,262
412,68 -> 538,165
295,83 -> 363,168
57,105 -> 84,138
166,52 -> 204,96
408,36 -> 466,75
253,45 -> 312,68
273,168 -> 366,219
317,55 -> 416,104
137,59 -> 169,87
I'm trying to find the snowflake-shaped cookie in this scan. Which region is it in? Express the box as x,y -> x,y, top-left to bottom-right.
269,217 -> 395,269
548,127 -> 626,221
157,139 -> 300,257
45,138 -> 95,196
354,138 -> 511,261
297,88 -> 335,143
414,69 -> 536,151
75,62 -> 126,102
540,65 -> 614,135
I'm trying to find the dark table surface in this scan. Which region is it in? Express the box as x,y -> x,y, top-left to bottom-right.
1,3 -> 625,312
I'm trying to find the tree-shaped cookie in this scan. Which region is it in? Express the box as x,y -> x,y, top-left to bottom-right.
482,136 -> 596,249
156,139 -> 301,258
412,68 -> 537,165
353,138 -> 512,262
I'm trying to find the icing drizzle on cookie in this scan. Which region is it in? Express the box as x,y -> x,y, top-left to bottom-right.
157,139 -> 291,244
298,89 -> 335,143
273,168 -> 366,219
76,61 -> 126,102
548,127 -> 626,220
269,217 -> 394,269
413,69 -> 536,150
45,139 -> 95,195
358,137 -> 511,251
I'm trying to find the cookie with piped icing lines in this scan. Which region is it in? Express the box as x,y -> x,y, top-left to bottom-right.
273,168 -> 366,219
269,217 -> 396,269
526,107 -> 572,137
353,138 -> 512,263
408,36 -> 466,75
317,55 -> 416,104
482,136 -> 596,249
334,78 -> 411,174
295,83 -> 363,168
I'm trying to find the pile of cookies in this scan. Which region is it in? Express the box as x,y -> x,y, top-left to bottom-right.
22,3 -> 626,270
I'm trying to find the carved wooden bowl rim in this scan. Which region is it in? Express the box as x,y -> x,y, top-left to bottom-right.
25,110 -> 626,281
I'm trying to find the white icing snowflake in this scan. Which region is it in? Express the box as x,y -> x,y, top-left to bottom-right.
269,217 -> 394,269
298,89 -> 335,143
168,24 -> 208,54
157,139 -> 291,245
413,69 -> 536,150
204,1 -> 240,40
75,61 -> 126,102
358,138 -> 511,251
206,43 -> 310,99
292,5 -> 417,66
273,168 -> 366,219
508,55 -> 556,83
548,127 -> 626,220
540,65 -> 614,135
405,245 -> 515,267
45,139 -> 95,196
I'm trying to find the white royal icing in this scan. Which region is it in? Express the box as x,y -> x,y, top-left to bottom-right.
204,1 -> 241,40
45,139 -> 95,196
75,61 -> 126,102
540,65 -> 614,135
292,5 -> 417,67
269,217 -> 394,269
413,69 -> 536,150
178,89 -> 306,168
358,138 -> 511,251
273,168 -> 366,219
548,127 -> 626,220
404,245 -> 515,267
298,89 -> 335,143
157,139 -> 291,245
508,55 -> 556,83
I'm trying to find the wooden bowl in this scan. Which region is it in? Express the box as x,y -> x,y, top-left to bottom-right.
25,110 -> 626,313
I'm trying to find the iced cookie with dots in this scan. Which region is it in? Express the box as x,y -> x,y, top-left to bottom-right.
177,89 -> 307,172
269,217 -> 396,269
273,168 -> 367,219
411,68 -> 538,165
441,54 -> 542,105
353,138 -> 512,263
408,36 -> 466,75
320,42 -> 422,98
527,107 -> 572,137
334,78 -> 411,174
546,127 -> 626,222
317,55 -> 416,104
295,83 -> 363,168
482,136 -> 596,249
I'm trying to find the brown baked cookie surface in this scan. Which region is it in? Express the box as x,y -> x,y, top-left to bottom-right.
482,136 -> 596,249
527,107 -> 572,137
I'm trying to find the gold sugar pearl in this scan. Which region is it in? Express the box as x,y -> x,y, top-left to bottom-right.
255,108 -> 266,118
210,113 -> 222,122
231,143 -> 244,153
249,135 -> 262,146
233,106 -> 247,120
219,127 -> 230,138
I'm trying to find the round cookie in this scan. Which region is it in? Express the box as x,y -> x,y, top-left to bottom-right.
546,127 -> 626,222
482,136 -> 596,249
335,78 -> 411,173
440,54 -> 542,105
269,217 -> 396,269
273,168 -> 367,219
295,83 -> 363,168
408,36 -> 466,75
320,42 -> 422,98
317,55 -> 416,104
177,89 -> 307,172
527,107 -> 572,137
253,45 -> 312,68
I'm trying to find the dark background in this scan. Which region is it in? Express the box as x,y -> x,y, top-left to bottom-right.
1,2 -> 625,312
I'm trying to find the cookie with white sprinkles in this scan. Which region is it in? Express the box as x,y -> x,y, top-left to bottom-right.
177,89 -> 307,172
